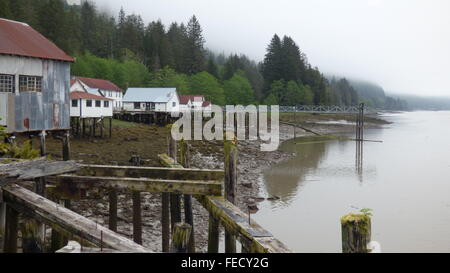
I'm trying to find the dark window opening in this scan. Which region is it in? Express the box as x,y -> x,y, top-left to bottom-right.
95,100 -> 101,107
104,101 -> 109,108
0,74 -> 15,93
86,100 -> 92,107
72,99 -> 78,107
19,75 -> 42,92
134,102 -> 140,109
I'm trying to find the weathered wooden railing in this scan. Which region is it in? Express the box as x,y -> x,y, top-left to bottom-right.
158,137 -> 291,253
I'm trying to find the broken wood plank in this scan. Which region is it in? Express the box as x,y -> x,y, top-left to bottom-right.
196,195 -> 291,253
48,175 -> 222,196
78,164 -> 224,181
0,158 -> 80,185
2,184 -> 150,253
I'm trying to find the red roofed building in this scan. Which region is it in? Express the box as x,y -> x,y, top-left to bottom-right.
71,76 -> 124,111
179,94 -> 212,112
0,18 -> 74,133
69,91 -> 113,118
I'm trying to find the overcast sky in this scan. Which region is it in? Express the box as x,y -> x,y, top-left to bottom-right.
89,0 -> 450,97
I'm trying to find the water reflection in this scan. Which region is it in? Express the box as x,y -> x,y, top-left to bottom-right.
262,136 -> 330,206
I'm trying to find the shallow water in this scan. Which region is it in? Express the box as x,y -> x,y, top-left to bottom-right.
254,111 -> 450,253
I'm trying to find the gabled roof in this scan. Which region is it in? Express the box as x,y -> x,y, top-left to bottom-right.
74,77 -> 122,92
179,95 -> 205,105
123,88 -> 178,103
0,18 -> 74,62
202,101 -> 211,107
70,91 -> 113,101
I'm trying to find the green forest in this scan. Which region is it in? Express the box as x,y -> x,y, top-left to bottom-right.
0,0 -> 407,109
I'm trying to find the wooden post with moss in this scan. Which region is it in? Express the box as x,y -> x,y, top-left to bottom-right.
208,214 -> 219,253
341,213 -> 371,253
224,133 -> 238,253
170,223 -> 192,253
180,138 -> 196,252
167,125 -> 181,228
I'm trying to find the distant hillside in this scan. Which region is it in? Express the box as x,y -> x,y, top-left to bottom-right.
326,76 -> 408,110
388,94 -> 450,111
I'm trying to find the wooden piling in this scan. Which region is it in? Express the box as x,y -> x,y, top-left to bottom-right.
62,130 -> 70,161
170,223 -> 192,253
180,139 -> 195,252
21,219 -> 42,253
4,204 -> 18,253
0,202 -> 5,241
341,213 -> 371,253
207,213 -> 220,253
131,156 -> 142,245
224,134 -> 238,253
162,192 -> 170,252
108,189 -> 117,232
167,125 -> 181,229
50,200 -> 68,252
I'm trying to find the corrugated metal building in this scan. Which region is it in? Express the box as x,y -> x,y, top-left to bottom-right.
0,18 -> 74,133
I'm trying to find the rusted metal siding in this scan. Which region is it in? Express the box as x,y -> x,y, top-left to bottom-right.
6,59 -> 70,133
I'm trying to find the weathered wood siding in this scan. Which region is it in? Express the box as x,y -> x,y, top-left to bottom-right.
0,55 -> 70,133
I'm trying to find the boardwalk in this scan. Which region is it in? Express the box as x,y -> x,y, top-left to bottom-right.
280,105 -> 377,114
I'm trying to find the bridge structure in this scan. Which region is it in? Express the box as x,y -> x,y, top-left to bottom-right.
280,105 -> 378,114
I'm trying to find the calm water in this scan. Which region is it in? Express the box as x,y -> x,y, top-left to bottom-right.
253,111 -> 450,253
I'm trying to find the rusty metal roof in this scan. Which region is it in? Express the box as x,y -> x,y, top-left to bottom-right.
75,77 -> 123,92
0,18 -> 74,62
70,91 -> 114,101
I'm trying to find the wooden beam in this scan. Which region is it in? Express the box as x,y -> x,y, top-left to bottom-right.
78,164 -> 224,181
0,158 -> 80,185
2,184 -> 150,253
158,153 -> 291,253
196,195 -> 291,253
49,175 -> 222,196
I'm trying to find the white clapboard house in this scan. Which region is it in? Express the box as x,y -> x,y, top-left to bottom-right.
179,95 -> 212,112
122,88 -> 180,113
69,91 -> 113,118
71,77 -> 123,111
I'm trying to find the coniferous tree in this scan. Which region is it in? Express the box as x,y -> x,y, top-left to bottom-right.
184,15 -> 205,75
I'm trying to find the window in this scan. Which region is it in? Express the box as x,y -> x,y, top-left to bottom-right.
134,102 -> 140,109
19,75 -> 42,92
95,100 -> 101,107
0,74 -> 15,93
72,100 -> 78,107
86,100 -> 92,107
104,101 -> 109,108
173,102 -> 176,107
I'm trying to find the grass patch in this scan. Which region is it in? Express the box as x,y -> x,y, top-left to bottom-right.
111,119 -> 140,128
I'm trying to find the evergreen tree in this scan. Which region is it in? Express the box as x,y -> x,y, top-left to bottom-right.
0,0 -> 12,18
206,57 -> 219,79
261,34 -> 283,94
184,15 -> 205,74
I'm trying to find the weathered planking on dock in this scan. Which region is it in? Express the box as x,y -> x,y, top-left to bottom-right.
48,175 -> 222,196
77,164 -> 224,181
0,158 -> 80,185
196,195 -> 291,253
2,184 -> 150,252
158,153 -> 291,253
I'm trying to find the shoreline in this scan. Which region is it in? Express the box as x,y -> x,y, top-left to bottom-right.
15,113 -> 389,253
